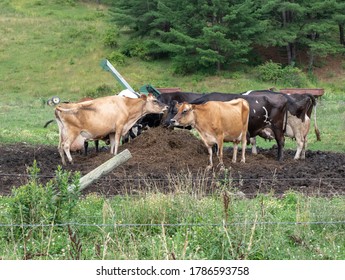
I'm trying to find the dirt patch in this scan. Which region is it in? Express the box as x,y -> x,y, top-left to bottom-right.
0,127 -> 344,197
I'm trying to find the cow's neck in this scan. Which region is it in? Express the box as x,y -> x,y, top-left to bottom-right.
123,98 -> 148,133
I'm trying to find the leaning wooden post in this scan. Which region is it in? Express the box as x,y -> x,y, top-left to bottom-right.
68,149 -> 132,192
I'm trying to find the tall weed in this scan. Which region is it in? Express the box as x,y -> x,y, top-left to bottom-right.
8,161 -> 80,239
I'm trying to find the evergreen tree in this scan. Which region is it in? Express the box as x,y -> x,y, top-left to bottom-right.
255,0 -> 305,65
297,0 -> 342,70
333,0 -> 345,46
109,0 -> 344,73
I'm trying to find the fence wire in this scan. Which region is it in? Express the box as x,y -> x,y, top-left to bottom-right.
1,220 -> 345,229
0,173 -> 344,182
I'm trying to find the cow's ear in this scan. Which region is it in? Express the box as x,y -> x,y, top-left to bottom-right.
140,94 -> 147,100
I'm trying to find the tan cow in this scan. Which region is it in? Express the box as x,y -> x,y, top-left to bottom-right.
55,93 -> 167,165
171,99 -> 250,170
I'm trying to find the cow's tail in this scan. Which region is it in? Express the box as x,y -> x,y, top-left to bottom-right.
313,100 -> 321,141
55,106 -> 78,113
43,119 -> 54,128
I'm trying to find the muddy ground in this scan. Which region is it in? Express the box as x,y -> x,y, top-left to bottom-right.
0,127 -> 344,197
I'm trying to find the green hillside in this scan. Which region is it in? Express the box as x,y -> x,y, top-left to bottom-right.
0,0 -> 344,151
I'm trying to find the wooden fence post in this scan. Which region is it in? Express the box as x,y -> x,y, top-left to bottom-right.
68,149 -> 132,192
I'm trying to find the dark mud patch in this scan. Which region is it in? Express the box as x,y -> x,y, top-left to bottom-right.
1,127 -> 344,197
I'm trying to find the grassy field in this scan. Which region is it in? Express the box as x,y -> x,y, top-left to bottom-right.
1,1 -> 344,151
0,166 -> 344,260
0,0 -> 345,260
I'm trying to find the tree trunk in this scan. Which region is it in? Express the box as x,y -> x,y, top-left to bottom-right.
291,42 -> 296,64
308,51 -> 314,72
286,43 -> 296,66
286,44 -> 292,65
339,24 -> 345,46
308,32 -> 317,72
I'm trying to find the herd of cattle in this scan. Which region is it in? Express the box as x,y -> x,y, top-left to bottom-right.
50,89 -> 320,169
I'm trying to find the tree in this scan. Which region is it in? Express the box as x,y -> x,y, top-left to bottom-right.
109,0 -> 344,73
255,0 -> 305,65
333,0 -> 345,46
297,0 -> 342,71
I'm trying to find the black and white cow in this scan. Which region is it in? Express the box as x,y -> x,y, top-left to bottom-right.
242,90 -> 320,159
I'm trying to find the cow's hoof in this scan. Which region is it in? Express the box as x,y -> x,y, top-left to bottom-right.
218,164 -> 226,171
206,165 -> 213,172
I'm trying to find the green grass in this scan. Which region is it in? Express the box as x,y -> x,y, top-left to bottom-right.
1,176 -> 345,260
0,1 -> 344,150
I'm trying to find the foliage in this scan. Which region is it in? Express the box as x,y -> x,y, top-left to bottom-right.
107,50 -> 126,65
103,27 -> 119,48
256,61 -> 283,83
1,174 -> 345,259
8,161 -> 80,238
110,0 -> 345,73
256,61 -> 309,87
279,65 -> 309,87
121,41 -> 150,60
0,0 -> 344,150
85,83 -> 117,98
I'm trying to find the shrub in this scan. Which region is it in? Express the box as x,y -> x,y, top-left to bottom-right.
8,161 -> 81,238
256,60 -> 282,83
121,41 -> 150,60
107,51 -> 126,65
256,61 -> 309,87
103,28 -> 119,48
86,84 -> 117,98
279,66 -> 309,87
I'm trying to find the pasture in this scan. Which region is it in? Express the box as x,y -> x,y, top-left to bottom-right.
0,0 -> 345,260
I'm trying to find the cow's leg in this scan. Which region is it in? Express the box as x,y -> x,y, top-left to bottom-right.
301,118 -> 310,160
217,141 -> 225,169
273,129 -> 285,161
95,140 -> 99,153
62,133 -> 79,164
84,141 -> 89,156
113,130 -> 123,155
250,137 -> 257,155
109,133 -> 116,154
240,133 -> 247,163
301,135 -> 307,159
294,132 -> 304,160
206,145 -> 213,170
56,122 -> 67,165
58,137 -> 66,165
232,142 -> 238,163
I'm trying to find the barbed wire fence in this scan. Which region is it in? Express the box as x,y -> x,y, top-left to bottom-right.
1,172 -> 344,197
1,172 -> 345,230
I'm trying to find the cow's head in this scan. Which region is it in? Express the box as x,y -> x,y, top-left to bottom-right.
162,100 -> 179,127
170,102 -> 194,127
141,93 -> 168,114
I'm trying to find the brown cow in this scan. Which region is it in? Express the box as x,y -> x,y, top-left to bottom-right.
170,99 -> 250,170
55,93 -> 167,165
44,97 -> 108,155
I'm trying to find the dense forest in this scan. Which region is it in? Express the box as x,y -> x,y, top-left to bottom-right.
106,0 -> 345,73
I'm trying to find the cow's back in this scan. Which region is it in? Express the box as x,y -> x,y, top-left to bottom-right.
55,95 -> 129,136
158,91 -> 204,104
194,99 -> 249,135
